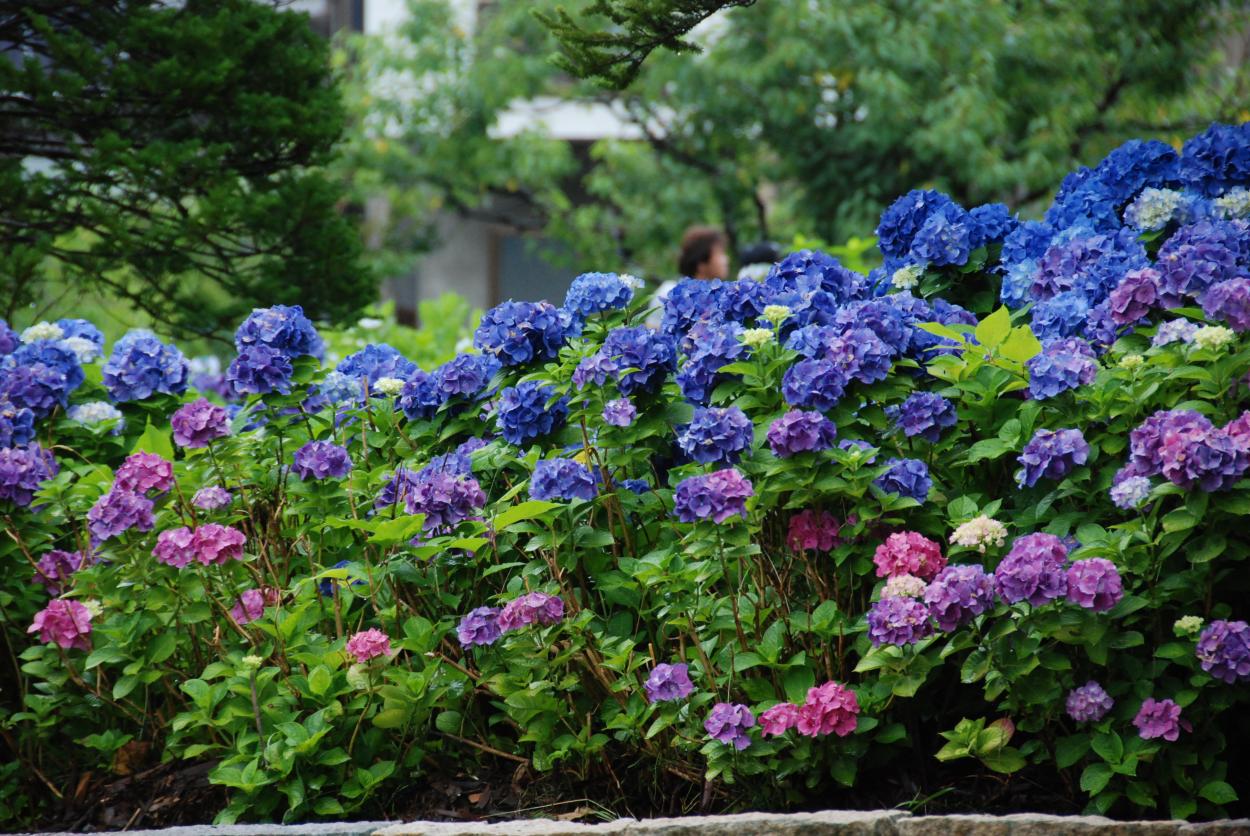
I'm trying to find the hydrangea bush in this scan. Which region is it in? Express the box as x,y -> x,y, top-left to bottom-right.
3,124 -> 1250,825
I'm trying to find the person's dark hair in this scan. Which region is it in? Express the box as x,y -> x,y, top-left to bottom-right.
678,225 -> 727,277
739,241 -> 780,266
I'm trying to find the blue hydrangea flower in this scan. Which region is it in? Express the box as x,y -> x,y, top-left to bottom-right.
338,343 -> 418,386
56,318 -> 105,359
661,279 -> 728,337
474,300 -> 579,366
227,345 -> 294,396
877,190 -> 961,262
827,327 -> 893,384
0,320 -> 17,356
0,397 -> 35,448
1156,219 -> 1250,303
874,457 -> 932,503
1032,229 -> 1149,304
782,358 -> 847,411
496,380 -> 568,446
398,370 -> 445,421
763,249 -> 867,308
1181,122 -> 1250,197
436,353 -> 500,399
834,299 -> 911,355
677,406 -> 754,466
317,370 -> 362,405
600,327 -> 676,396
102,330 -> 189,402
564,272 -> 634,319
1026,338 -> 1098,399
234,304 -> 322,358
968,203 -> 1018,249
676,320 -> 745,405
1031,291 -> 1092,342
2,341 -> 84,415
784,324 -> 839,358
908,201 -> 974,266
888,392 -> 957,442
1018,428 -> 1090,487
530,457 -> 597,502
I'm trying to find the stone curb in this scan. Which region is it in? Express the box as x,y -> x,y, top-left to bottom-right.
28,812 -> 1250,836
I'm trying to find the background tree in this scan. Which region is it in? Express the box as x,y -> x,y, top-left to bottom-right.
343,0 -> 1250,284
1,0 -> 373,339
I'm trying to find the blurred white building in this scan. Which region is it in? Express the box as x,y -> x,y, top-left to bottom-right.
297,0 -> 644,323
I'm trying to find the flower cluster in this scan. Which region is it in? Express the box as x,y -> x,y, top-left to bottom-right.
677,406 -> 754,466
474,300 -> 578,367
993,533 -> 1068,606
496,381 -> 568,446
1126,409 -> 1248,493
1065,558 -> 1123,612
602,398 -> 636,427
867,596 -> 932,646
873,531 -> 946,580
767,409 -> 836,457
888,392 -> 957,442
103,331 -> 189,402
1195,619 -> 1250,683
1066,681 -> 1114,724
457,606 -> 503,648
115,453 -> 175,495
496,592 -> 565,632
0,443 -> 58,507
644,663 -> 694,703
28,599 -> 92,651
1018,428 -> 1089,487
1133,698 -> 1184,741
345,629 -> 392,663
874,458 -> 932,503
171,399 -> 231,448
564,272 -> 634,318
704,702 -> 754,750
673,468 -> 753,523
1026,338 -> 1099,400
786,509 -> 841,552
34,549 -> 93,595
293,441 -> 353,480
948,515 -> 1007,552
153,524 -> 247,568
87,489 -> 155,542
923,565 -> 995,631
530,457 -> 596,502
761,682 -> 860,739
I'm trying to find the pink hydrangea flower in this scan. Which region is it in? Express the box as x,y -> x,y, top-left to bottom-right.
194,523 -> 247,565
758,702 -> 801,736
872,531 -> 946,580
28,599 -> 93,651
795,681 -> 859,737
496,592 -> 565,632
345,628 -> 392,663
153,526 -> 197,568
114,452 -> 175,495
231,587 -> 280,625
786,509 -> 841,552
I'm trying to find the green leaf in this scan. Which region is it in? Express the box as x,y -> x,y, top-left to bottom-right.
367,514 -> 426,545
980,747 -> 1027,774
1055,734 -> 1090,769
975,306 -> 1012,348
434,710 -> 463,734
759,620 -> 786,664
307,666 -> 332,697
493,500 -> 561,529
1199,781 -> 1238,805
148,632 -> 177,664
132,420 -> 174,460
371,708 -> 411,729
113,674 -> 140,701
1091,732 -> 1123,765
1080,763 -> 1113,795
1000,325 -> 1042,363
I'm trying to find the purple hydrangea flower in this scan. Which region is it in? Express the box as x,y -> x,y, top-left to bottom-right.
1108,268 -> 1161,325
457,606 -> 503,647
1201,277 -> 1250,332
867,596 -> 932,646
1018,428 -> 1089,488
600,326 -> 676,396
923,564 -> 995,631
114,452 -> 174,495
192,486 -> 232,510
1129,410 -> 1213,475
1031,292 -> 1092,342
0,319 -> 16,355
994,533 -> 1068,606
293,441 -> 352,480
673,468 -> 753,523
827,326 -> 894,385
874,457 -> 932,503
87,489 -> 154,542
405,470 -> 486,532
0,364 -> 70,418
1066,681 -> 1114,723
1110,473 -> 1152,509
833,299 -> 911,355
602,398 -> 636,427
102,330 -> 189,402
1026,338 -> 1098,400
33,549 -> 93,595
1152,319 -> 1200,346
6,341 -> 84,406
497,592 -> 565,632
889,392 -> 957,442
572,353 -> 619,389
677,406 -> 754,466
564,272 -> 635,318
704,702 -> 755,750
1065,558 -> 1124,612
531,457 -> 597,502
1159,425 -> 1247,492
496,381 -> 568,446
171,398 -> 231,448
474,300 -> 579,367
766,409 -> 837,457
397,370 -> 445,421
781,358 -> 847,411
644,662 -> 694,703
663,279 -> 729,336
436,353 -> 500,400
1133,698 -> 1184,741
234,305 -> 321,358
1156,219 -> 1248,302
1196,619 -> 1250,683
227,344 -> 294,396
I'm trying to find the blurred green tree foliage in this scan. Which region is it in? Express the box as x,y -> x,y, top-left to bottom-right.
340,0 -> 1250,283
1,1 -> 373,339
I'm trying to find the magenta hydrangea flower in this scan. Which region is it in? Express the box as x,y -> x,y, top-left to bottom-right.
873,531 -> 946,581
673,468 -> 753,523
767,409 -> 837,457
193,523 -> 247,565
644,662 -> 694,703
1066,681 -> 1114,723
1065,558 -> 1123,612
496,592 -> 565,632
1133,698 -> 1184,741
293,441 -> 353,480
152,526 -> 197,568
867,596 -> 932,646
1129,410 -> 1212,475
602,398 -> 637,427
704,702 -> 754,750
87,490 -> 155,542
114,452 -> 174,495
33,549 -> 93,595
28,599 -> 92,651
170,398 -> 230,448
0,443 -> 59,507
192,486 -> 232,510
786,509 -> 841,552
994,533 -> 1069,606
1018,428 -> 1089,488
923,564 -> 995,631
1196,619 -> 1250,683
795,681 -> 859,737
231,587 -> 280,625
457,606 -> 502,648
1158,424 -> 1247,492
758,703 -> 801,737
345,628 -> 392,663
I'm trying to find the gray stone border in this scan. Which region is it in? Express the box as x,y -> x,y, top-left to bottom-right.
29,810 -> 1249,836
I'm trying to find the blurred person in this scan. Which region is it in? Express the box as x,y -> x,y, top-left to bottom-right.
647,225 -> 729,328
736,241 -> 780,281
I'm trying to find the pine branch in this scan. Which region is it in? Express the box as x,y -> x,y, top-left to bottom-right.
536,0 -> 756,88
